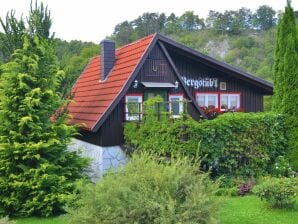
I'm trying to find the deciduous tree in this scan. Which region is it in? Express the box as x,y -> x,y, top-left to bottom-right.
253,5 -> 277,30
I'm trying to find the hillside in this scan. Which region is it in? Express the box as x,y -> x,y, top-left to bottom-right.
166,29 -> 276,83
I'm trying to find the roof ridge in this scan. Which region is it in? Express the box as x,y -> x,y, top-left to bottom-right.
115,33 -> 156,51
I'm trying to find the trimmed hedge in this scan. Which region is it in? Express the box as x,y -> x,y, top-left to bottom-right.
124,112 -> 287,178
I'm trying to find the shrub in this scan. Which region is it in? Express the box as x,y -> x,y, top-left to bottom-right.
271,156 -> 293,177
0,217 -> 15,224
67,154 -> 219,224
238,178 -> 255,196
125,110 -> 287,178
255,177 -> 298,208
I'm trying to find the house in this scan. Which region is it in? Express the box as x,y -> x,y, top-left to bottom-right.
67,33 -> 273,178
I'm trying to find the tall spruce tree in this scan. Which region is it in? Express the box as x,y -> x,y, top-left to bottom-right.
0,35 -> 88,217
272,0 -> 298,170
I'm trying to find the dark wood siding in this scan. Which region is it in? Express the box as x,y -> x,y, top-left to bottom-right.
126,45 -> 199,120
98,103 -> 124,146
77,103 -> 124,147
169,51 -> 265,112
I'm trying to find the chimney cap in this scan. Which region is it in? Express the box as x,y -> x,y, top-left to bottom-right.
100,39 -> 115,44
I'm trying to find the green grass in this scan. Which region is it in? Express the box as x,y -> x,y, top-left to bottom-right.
15,216 -> 66,224
220,195 -> 298,224
13,195 -> 298,224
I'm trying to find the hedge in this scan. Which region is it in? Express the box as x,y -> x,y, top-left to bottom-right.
124,112 -> 287,178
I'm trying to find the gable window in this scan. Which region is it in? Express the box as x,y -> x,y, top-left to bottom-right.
220,94 -> 240,110
169,94 -> 184,118
196,93 -> 218,108
125,95 -> 143,121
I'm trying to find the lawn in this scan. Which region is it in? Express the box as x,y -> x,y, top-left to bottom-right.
14,196 -> 298,224
220,195 -> 298,224
15,216 -> 66,224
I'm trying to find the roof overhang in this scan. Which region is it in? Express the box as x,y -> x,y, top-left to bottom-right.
141,82 -> 175,88
156,34 -> 273,95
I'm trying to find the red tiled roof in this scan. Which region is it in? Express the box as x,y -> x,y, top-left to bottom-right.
68,34 -> 155,131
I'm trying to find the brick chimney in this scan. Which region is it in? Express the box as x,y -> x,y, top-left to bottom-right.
100,39 -> 115,81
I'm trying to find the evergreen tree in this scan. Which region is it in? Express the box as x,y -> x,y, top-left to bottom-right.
0,10 -> 26,61
272,0 -> 298,170
0,0 -> 53,62
27,0 -> 53,39
0,35 -> 88,217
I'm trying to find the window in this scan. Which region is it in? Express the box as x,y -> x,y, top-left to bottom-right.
169,94 -> 183,118
220,94 -> 240,111
125,95 -> 142,121
196,93 -> 218,108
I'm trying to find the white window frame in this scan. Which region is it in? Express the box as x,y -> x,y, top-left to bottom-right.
169,94 -> 184,118
196,93 -> 218,108
125,95 -> 143,121
220,94 -> 240,111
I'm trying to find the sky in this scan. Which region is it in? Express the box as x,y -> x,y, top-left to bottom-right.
0,0 -> 297,43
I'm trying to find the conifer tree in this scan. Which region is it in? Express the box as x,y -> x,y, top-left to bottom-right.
0,35 -> 88,217
0,0 -> 53,61
272,0 -> 298,170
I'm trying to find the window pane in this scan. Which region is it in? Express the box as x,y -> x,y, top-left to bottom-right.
126,96 -> 142,120
147,93 -> 155,99
208,95 -> 217,107
220,95 -> 228,109
230,95 -> 238,108
170,97 -> 180,115
197,95 -> 205,107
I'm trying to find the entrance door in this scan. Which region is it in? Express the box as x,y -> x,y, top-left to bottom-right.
144,90 -> 168,110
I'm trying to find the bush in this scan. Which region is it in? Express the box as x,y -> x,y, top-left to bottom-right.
238,178 -> 255,196
0,217 -> 15,224
125,109 -> 287,178
67,154 -> 219,224
271,156 -> 293,177
255,177 -> 298,208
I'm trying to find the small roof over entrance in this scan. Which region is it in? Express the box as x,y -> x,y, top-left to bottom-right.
141,82 -> 175,88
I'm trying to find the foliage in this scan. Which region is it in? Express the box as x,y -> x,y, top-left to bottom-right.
0,217 -> 15,224
179,11 -> 205,32
255,176 -> 298,208
200,106 -> 223,119
0,35 -> 88,217
125,105 -> 287,178
67,154 -> 219,224
271,156 -> 293,177
252,5 -> 277,30
238,178 -> 255,196
0,10 -> 25,61
272,1 -> 298,170
58,42 -> 98,97
0,0 -> 53,62
27,0 -> 53,40
111,6 -> 277,45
